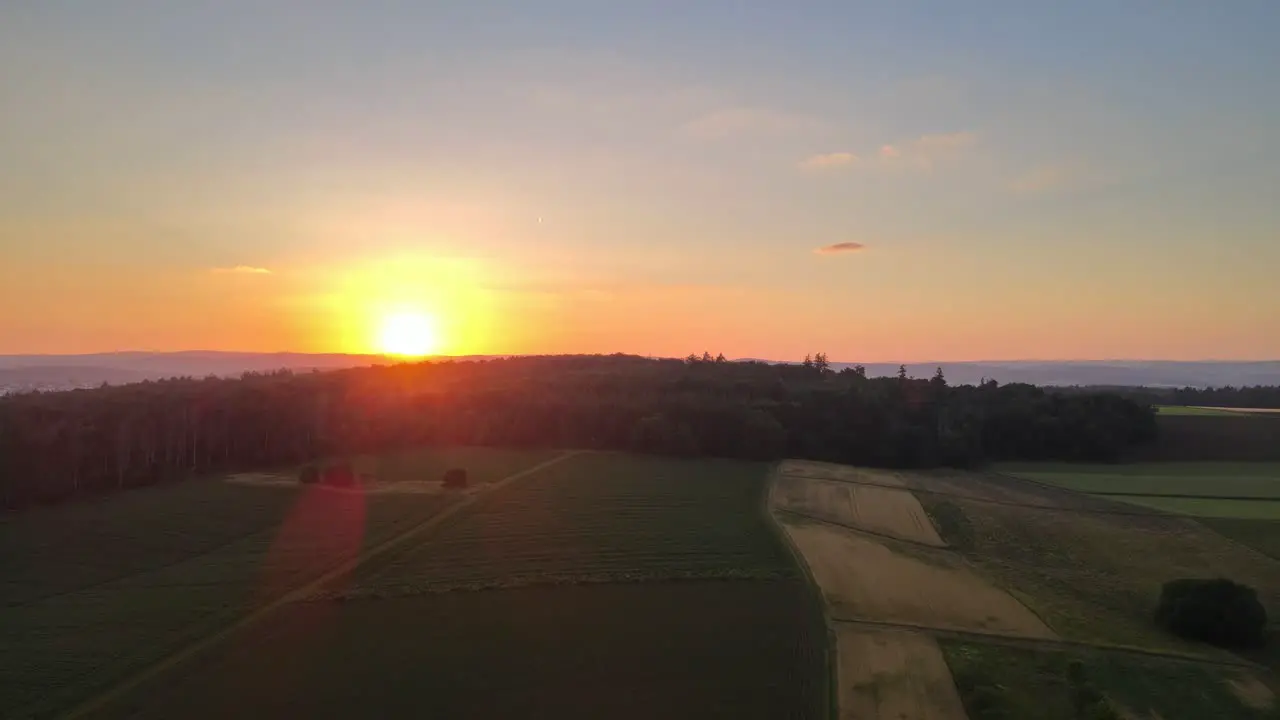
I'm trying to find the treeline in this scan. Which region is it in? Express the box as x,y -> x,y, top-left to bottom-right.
1066,385 -> 1280,409
0,354 -> 1157,510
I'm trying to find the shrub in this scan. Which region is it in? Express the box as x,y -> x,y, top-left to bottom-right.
323,461 -> 358,488
1155,578 -> 1267,648
298,466 -> 320,484
442,468 -> 468,489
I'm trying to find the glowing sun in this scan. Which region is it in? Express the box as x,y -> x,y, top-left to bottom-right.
377,311 -> 441,357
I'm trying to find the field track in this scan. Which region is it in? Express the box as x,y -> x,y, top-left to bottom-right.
64,451 -> 585,720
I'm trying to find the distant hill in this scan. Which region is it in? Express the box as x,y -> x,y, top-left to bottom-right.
741,359 -> 1280,389
0,352 -> 490,394
2,353 -> 1278,394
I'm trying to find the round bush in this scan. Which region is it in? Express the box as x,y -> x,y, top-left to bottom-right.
1155,578 -> 1267,648
442,468 -> 468,489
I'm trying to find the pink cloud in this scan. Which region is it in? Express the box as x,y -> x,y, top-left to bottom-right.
799,151 -> 858,169
814,242 -> 866,255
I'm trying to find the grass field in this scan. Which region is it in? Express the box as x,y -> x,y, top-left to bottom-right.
6,449 -> 825,719
942,641 -> 1276,720
1202,518 -> 1280,561
1158,406 -> 1280,417
996,461 -> 1280,518
912,472 -> 1280,658
352,452 -> 798,592
1158,405 -> 1251,416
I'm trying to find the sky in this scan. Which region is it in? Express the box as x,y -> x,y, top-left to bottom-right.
2,1 -> 1278,361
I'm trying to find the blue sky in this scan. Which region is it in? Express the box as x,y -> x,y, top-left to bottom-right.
2,1 -> 1278,359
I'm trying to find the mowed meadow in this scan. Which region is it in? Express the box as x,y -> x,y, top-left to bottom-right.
2,449 -> 826,719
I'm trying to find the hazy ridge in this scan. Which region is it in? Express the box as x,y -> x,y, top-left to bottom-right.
3,352 -> 1280,394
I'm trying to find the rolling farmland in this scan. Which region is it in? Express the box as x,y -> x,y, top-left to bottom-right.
775,461 -> 1279,719
9,450 -> 825,719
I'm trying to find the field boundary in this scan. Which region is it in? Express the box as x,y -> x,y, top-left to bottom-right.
763,467 -> 837,720
813,471 -> 1181,518
830,618 -> 1262,670
61,450 -> 586,720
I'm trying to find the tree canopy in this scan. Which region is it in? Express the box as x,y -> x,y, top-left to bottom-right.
0,354 -> 1158,510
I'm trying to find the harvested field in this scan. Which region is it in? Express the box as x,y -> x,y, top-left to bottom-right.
772,472 -> 944,546
780,519 -> 1054,638
836,626 -> 967,720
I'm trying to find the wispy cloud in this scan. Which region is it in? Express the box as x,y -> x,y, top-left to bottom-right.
879,145 -> 900,159
799,151 -> 857,170
814,242 -> 866,255
1009,162 -> 1095,194
212,266 -> 272,275
896,132 -> 977,171
681,106 -> 825,140
913,132 -> 976,153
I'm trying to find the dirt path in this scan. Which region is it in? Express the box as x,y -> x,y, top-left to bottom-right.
65,451 -> 586,720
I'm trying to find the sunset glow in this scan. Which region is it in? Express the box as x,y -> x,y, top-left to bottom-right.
1,5 -> 1278,361
376,311 -> 441,357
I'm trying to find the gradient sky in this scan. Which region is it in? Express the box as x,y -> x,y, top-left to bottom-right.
3,1 -> 1278,360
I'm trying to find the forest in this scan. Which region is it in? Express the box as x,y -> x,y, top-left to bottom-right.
0,354 -> 1159,510
1070,385 -> 1280,409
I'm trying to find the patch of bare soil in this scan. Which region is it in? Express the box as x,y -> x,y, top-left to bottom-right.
782,520 -> 1055,639
773,473 -> 945,547
835,626 -> 968,720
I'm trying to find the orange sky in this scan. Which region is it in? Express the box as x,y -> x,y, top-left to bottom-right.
3,4 -> 1279,361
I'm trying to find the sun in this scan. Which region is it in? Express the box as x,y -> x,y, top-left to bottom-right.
376,311 -> 441,357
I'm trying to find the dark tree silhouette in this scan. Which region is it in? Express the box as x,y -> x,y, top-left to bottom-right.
0,355 -> 1159,510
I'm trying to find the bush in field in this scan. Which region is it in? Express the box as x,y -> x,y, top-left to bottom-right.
629,414 -> 699,457
323,461 -> 358,488
442,468 -> 468,489
298,466 -> 320,484
1155,578 -> 1267,648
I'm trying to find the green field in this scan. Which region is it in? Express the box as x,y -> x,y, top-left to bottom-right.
1,446 -> 553,718
943,640 -> 1276,720
915,474 -> 1280,658
351,452 -> 797,593
1157,405 -> 1250,416
997,462 -> 1280,518
1107,495 -> 1280,520
4,449 -> 825,719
